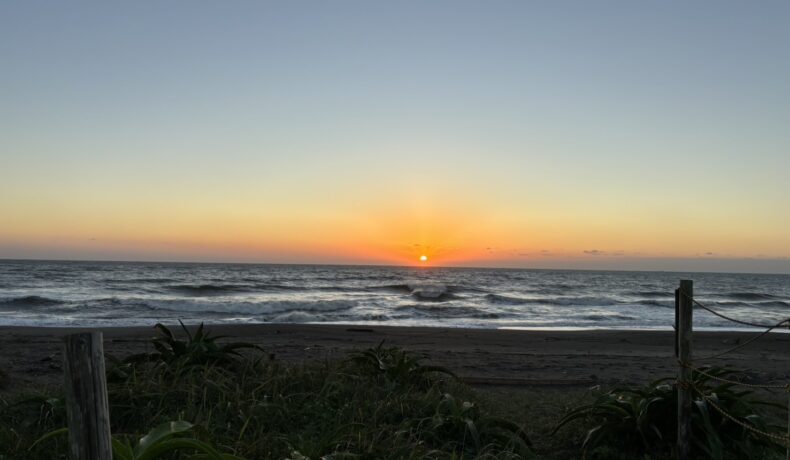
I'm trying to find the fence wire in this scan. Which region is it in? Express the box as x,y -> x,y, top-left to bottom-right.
681,362 -> 790,391
674,291 -> 790,453
689,381 -> 790,448
695,322 -> 789,361
680,293 -> 790,360
681,291 -> 790,329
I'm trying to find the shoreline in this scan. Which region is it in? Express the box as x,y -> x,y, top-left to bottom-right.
2,323 -> 788,397
2,323 -> 789,334
2,320 -> 788,334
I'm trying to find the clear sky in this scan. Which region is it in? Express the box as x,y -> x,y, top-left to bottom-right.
1,1 -> 789,273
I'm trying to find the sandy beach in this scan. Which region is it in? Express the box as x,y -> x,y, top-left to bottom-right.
2,324 -> 788,396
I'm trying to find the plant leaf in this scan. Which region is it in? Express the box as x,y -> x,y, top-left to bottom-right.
29,427 -> 68,450
134,420 -> 194,457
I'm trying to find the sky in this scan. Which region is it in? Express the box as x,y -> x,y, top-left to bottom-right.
1,1 -> 789,273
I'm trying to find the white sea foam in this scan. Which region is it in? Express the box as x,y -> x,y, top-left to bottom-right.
1,261 -> 788,329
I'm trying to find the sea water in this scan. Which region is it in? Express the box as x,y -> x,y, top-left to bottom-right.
0,260 -> 788,329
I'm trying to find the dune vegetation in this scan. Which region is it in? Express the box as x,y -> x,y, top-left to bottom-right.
1,324 -> 536,459
0,323 -> 785,459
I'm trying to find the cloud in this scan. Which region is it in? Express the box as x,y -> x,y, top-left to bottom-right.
583,249 -> 624,256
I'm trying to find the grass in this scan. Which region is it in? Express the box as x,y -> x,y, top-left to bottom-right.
0,325 -> 543,459
552,370 -> 787,460
2,324 -> 783,459
477,386 -> 595,459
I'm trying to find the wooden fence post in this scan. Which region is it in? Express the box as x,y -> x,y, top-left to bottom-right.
677,280 -> 693,460
63,332 -> 113,460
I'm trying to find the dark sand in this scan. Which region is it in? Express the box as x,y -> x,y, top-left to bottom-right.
1,324 -> 788,395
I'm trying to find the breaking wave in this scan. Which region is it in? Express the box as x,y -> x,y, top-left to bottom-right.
166,283 -> 302,296
714,300 -> 789,309
369,283 -> 460,301
721,292 -> 779,301
2,261 -> 789,329
626,290 -> 671,298
631,299 -> 674,308
396,303 -> 500,318
0,295 -> 63,307
149,298 -> 358,316
582,314 -> 636,321
484,294 -> 534,305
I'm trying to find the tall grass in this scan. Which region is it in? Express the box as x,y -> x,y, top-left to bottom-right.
553,368 -> 786,459
4,323 -> 780,459
1,325 -> 535,459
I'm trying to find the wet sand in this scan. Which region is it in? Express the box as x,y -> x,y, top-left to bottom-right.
1,324 -> 788,395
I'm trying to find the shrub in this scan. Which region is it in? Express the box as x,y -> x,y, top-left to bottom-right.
115,322 -> 259,374
106,340 -> 533,459
0,394 -> 68,459
112,420 -> 244,460
348,341 -> 456,389
554,367 -> 785,459
2,326 -> 536,459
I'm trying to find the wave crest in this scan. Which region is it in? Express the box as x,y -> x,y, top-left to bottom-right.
150,298 -> 358,316
722,292 -> 778,301
397,303 -> 500,318
485,294 -> 533,305
369,283 -> 460,301
0,295 -> 63,307
166,283 -> 302,296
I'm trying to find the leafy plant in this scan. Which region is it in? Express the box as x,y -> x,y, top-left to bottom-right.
0,394 -> 68,459
112,421 -> 244,460
553,367 -> 784,459
348,341 -> 455,388
31,421 -> 244,460
3,324 -> 544,459
424,393 -> 534,458
106,337 -> 530,459
122,321 -> 259,370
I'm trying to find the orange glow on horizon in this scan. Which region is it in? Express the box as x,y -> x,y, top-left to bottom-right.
2,181 -> 788,267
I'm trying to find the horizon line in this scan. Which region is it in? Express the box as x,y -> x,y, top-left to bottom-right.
2,256 -> 789,277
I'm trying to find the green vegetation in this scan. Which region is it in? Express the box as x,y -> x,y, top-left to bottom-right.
1,324 -> 535,459
1,324 -> 784,460
29,421 -> 243,460
119,322 -> 260,370
112,421 -> 244,460
553,368 -> 786,459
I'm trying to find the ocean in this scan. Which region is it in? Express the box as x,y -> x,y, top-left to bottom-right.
0,260 -> 788,330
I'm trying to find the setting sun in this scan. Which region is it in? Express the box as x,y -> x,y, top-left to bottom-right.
419,255 -> 428,262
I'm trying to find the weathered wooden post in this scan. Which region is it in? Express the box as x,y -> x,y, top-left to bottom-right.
674,287 -> 680,358
63,332 -> 113,459
676,280 -> 693,460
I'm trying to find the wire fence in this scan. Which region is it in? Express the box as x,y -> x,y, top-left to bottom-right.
689,381 -> 790,447
676,289 -> 790,449
690,296 -> 790,329
681,362 -> 790,391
